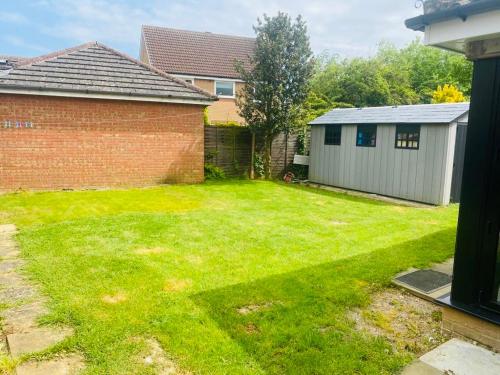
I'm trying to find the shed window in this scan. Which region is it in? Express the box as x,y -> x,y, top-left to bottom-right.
215,81 -> 235,97
356,125 -> 377,147
325,125 -> 342,145
395,125 -> 420,150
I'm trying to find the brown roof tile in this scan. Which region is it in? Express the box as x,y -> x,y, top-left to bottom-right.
141,25 -> 254,79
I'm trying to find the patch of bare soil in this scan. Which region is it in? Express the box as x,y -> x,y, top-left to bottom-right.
163,279 -> 192,292
184,255 -> 202,265
138,338 -> 191,375
134,247 -> 169,255
331,220 -> 348,226
237,302 -> 276,315
348,288 -> 450,356
244,323 -> 259,334
101,292 -> 128,304
0,212 -> 10,222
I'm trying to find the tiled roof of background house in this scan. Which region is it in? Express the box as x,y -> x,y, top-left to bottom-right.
0,42 -> 216,102
310,103 -> 470,125
0,56 -> 28,71
141,25 -> 255,79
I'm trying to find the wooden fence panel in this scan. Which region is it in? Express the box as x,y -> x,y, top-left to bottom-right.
204,126 -> 300,178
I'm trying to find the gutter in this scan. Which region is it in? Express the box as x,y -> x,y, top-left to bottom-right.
0,86 -> 215,106
405,0 -> 500,31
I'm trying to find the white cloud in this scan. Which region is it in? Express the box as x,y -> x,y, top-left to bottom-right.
32,0 -> 424,57
2,35 -> 49,54
0,11 -> 28,24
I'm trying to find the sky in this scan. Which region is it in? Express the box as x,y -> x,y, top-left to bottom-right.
0,0 -> 423,59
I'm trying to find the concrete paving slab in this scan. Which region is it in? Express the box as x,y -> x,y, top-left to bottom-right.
16,354 -> 85,375
0,240 -> 19,252
0,237 -> 19,246
427,285 -> 451,300
7,327 -> 74,357
0,246 -> 20,258
0,337 -> 8,355
420,338 -> 500,375
401,360 -> 443,375
0,285 -> 39,302
0,224 -> 17,235
0,259 -> 25,273
0,272 -> 26,287
1,302 -> 48,333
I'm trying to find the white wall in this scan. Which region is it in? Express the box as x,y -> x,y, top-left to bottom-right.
309,123 -> 456,205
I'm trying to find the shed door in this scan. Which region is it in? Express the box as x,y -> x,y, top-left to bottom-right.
450,123 -> 468,203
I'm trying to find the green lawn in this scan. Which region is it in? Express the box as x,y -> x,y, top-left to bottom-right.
0,181 -> 459,374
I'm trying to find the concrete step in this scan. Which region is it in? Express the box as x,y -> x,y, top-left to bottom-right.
401,360 -> 443,375
420,338 -> 500,375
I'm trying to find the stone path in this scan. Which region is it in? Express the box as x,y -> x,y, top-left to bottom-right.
403,338 -> 500,375
0,224 -> 84,374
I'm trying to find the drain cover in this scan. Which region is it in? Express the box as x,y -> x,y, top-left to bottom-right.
395,269 -> 451,293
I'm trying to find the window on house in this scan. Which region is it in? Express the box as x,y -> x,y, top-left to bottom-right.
324,125 -> 342,145
395,124 -> 420,149
356,125 -> 377,147
215,81 -> 235,97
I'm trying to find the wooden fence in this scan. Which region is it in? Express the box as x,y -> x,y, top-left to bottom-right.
204,125 -> 300,177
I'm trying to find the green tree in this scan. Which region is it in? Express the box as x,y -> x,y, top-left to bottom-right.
375,42 -> 420,105
236,12 -> 314,179
400,39 -> 472,102
311,38 -> 472,107
302,92 -> 352,124
311,56 -> 416,108
296,92 -> 353,155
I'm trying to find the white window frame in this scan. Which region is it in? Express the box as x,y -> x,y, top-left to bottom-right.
214,80 -> 236,98
173,75 -> 195,85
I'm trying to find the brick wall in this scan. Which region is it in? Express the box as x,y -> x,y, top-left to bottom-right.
0,94 -> 205,191
194,79 -> 245,124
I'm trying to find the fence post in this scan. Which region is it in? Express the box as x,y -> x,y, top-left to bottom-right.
233,127 -> 236,166
284,131 -> 289,175
215,126 -> 219,165
250,132 -> 255,179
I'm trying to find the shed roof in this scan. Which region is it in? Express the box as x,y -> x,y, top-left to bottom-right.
0,42 -> 216,104
141,25 -> 255,79
309,103 -> 470,125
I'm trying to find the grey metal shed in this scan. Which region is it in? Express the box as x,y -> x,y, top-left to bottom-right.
309,103 -> 470,205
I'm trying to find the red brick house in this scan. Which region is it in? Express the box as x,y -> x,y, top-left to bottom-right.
140,26 -> 255,124
0,42 -> 216,191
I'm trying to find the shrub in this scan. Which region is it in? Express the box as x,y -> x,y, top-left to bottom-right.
203,108 -> 210,126
431,84 -> 467,103
253,154 -> 265,178
204,164 -> 226,180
